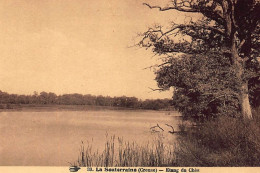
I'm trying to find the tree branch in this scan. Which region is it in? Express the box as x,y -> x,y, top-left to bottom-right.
143,62 -> 171,70
143,3 -> 198,13
150,123 -> 164,133
159,24 -> 225,39
208,94 -> 237,104
165,123 -> 175,134
143,1 -> 225,25
139,23 -> 225,55
148,87 -> 165,93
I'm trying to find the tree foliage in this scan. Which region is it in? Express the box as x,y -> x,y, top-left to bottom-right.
139,0 -> 260,119
156,53 -> 242,119
0,90 -> 172,110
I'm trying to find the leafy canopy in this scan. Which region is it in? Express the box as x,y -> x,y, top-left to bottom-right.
139,0 -> 260,118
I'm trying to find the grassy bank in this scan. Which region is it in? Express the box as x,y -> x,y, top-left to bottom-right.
174,108 -> 260,166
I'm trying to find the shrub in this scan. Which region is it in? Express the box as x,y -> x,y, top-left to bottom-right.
174,113 -> 260,166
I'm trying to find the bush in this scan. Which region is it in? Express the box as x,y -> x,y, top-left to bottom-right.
174,112 -> 260,166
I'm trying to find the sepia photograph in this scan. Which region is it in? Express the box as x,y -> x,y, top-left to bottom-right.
0,0 -> 259,171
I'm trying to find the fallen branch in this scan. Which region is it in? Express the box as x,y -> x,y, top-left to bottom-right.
165,123 -> 175,134
150,123 -> 164,133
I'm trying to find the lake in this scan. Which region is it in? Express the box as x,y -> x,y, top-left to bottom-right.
0,110 -> 181,166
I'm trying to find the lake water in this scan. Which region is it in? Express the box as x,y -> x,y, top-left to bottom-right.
0,110 -> 181,166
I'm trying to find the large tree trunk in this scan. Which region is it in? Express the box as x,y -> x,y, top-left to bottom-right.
241,81 -> 253,119
231,36 -> 253,119
222,0 -> 253,119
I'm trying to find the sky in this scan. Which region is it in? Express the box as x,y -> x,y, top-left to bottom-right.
0,0 -> 189,99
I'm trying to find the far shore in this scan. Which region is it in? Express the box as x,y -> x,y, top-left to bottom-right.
0,104 -> 177,113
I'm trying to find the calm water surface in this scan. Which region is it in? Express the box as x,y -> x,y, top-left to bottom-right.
0,110 -> 180,166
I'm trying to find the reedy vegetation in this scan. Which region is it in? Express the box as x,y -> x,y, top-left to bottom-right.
76,136 -> 177,167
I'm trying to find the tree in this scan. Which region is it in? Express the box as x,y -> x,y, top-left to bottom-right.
156,53 -> 242,119
139,0 -> 260,119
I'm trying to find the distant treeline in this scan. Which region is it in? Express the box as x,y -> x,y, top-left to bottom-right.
0,91 -> 172,110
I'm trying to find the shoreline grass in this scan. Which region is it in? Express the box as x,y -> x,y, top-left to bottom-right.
75,135 -> 178,167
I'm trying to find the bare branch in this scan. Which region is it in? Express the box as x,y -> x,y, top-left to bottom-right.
143,65 -> 155,70
143,62 -> 171,70
148,87 -> 165,93
157,123 -> 164,131
238,39 -> 246,50
144,0 -> 225,26
150,124 -> 164,133
143,2 -> 198,13
138,23 -> 225,55
159,24 -> 225,39
165,123 -> 175,134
